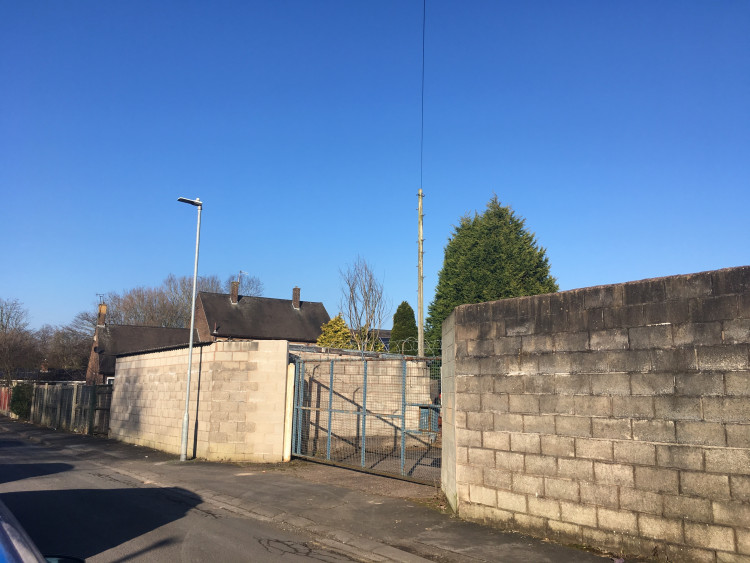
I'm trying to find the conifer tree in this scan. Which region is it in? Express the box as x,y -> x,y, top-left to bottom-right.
317,314 -> 354,349
426,196 -> 558,345
389,301 -> 418,355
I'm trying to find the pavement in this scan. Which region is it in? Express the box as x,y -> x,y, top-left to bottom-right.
0,415 -> 621,563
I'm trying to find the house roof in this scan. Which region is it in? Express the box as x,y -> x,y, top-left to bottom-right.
96,325 -> 198,375
198,292 -> 329,342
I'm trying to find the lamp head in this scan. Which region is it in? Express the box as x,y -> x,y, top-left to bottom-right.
177,197 -> 202,207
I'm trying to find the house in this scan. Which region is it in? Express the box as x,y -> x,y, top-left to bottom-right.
194,284 -> 330,344
86,304 -> 197,385
347,328 -> 392,351
376,329 -> 391,351
86,286 -> 329,383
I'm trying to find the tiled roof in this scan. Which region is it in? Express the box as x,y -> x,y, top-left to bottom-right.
198,292 -> 329,343
96,325 -> 198,375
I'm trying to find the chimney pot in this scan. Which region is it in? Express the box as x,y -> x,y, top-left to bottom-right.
293,287 -> 300,310
97,303 -> 107,326
230,281 -> 239,304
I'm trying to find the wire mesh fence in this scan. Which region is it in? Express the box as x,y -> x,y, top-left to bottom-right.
292,356 -> 441,484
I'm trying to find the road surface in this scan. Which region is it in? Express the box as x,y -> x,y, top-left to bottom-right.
0,435 -> 356,562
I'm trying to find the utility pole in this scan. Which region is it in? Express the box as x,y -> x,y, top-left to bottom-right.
418,188 -> 424,357
417,0 -> 426,357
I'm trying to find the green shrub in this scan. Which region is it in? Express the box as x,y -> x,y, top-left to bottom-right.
317,314 -> 355,349
10,383 -> 33,419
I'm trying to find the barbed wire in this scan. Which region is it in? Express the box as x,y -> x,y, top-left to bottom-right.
386,337 -> 442,357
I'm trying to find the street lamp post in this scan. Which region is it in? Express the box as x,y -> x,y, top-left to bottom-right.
177,196 -> 202,462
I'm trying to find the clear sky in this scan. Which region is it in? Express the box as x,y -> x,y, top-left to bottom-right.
1,1 -> 748,330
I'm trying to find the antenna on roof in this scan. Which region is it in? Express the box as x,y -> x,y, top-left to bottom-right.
96,293 -> 105,304
238,270 -> 248,283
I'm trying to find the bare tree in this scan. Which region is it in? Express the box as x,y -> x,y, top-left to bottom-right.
35,323 -> 88,372
223,272 -> 263,297
104,286 -> 165,326
97,272 -> 264,330
35,310 -> 95,373
162,273 -> 223,327
68,310 -> 97,336
104,274 -> 225,328
0,298 -> 29,333
339,257 -> 389,352
0,298 -> 39,383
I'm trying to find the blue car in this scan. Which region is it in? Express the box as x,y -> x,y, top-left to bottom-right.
0,499 -> 83,563
0,498 -> 46,563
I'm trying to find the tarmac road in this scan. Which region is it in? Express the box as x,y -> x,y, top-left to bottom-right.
0,416 -> 618,562
0,434 -> 358,562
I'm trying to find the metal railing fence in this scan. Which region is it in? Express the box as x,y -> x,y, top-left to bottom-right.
292,356 -> 441,484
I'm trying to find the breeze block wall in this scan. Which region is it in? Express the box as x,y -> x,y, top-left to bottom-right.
442,266 -> 750,562
110,340 -> 289,462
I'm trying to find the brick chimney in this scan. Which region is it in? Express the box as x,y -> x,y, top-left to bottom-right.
230,281 -> 239,304
292,287 -> 300,310
96,303 -> 107,326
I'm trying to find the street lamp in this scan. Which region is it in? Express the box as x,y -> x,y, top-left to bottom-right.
177,196 -> 202,462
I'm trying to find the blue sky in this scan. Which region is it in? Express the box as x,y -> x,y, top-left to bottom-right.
1,1 -> 748,330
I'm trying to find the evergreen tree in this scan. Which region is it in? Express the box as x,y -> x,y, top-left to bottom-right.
426,196 -> 558,344
317,314 -> 354,349
389,301 -> 418,355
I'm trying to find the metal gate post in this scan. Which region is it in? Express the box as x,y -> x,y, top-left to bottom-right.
292,362 -> 300,454
360,360 -> 368,468
326,360 -> 334,460
400,360 -> 407,475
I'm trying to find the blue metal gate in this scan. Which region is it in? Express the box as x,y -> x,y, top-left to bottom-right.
291,356 -> 441,484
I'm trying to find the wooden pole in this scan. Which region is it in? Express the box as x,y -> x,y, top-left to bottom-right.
418,189 -> 424,356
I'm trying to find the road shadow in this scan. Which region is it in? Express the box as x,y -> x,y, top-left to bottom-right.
0,439 -> 28,448
0,487 -> 202,558
0,462 -> 74,485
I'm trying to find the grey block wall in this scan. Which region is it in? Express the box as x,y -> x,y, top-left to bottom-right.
443,266 -> 750,562
110,340 -> 289,462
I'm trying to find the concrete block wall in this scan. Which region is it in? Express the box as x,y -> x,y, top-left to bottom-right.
442,266 -> 750,562
110,340 -> 289,462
